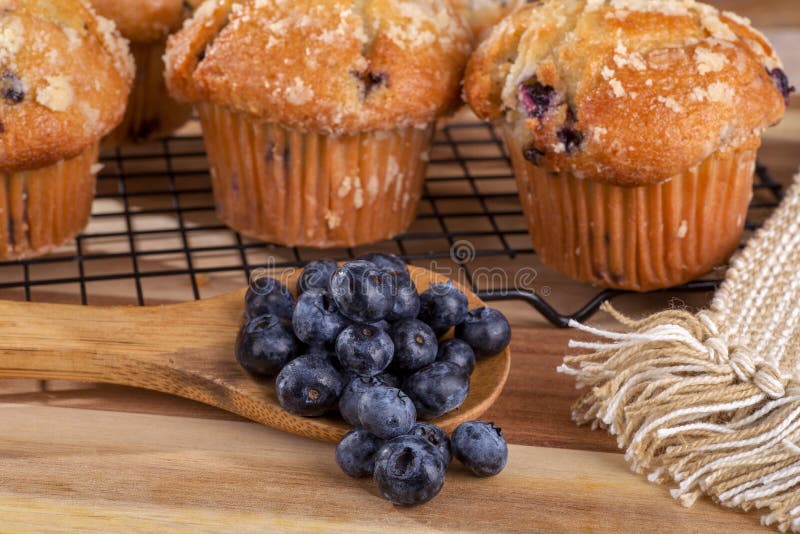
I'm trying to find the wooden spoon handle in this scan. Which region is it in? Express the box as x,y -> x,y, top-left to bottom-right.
0,292 -> 243,384
0,300 -> 159,381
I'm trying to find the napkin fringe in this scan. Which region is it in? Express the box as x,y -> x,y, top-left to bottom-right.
559,303 -> 800,532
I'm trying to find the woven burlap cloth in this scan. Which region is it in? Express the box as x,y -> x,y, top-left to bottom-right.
560,170 -> 800,531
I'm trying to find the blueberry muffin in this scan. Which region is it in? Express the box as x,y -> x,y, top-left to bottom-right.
164,0 -> 471,248
465,0 -> 791,291
0,0 -> 133,260
91,0 -> 202,145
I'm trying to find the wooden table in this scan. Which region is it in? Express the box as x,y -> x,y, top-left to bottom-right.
1,5 -> 798,532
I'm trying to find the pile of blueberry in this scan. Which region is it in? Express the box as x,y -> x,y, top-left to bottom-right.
235,253 -> 511,504
338,419 -> 508,505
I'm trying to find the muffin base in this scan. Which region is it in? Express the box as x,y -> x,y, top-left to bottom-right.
0,144 -> 99,260
505,132 -> 757,291
104,40 -> 194,146
197,103 -> 435,248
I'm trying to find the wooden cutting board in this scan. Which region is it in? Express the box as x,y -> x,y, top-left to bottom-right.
0,326 -> 767,532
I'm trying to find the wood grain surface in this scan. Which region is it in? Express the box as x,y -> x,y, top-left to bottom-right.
0,327 -> 766,533
0,400 -> 765,534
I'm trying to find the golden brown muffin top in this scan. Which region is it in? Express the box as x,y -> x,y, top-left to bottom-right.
0,0 -> 134,173
165,0 -> 472,135
449,0 -> 522,40
465,0 -> 791,186
90,0 -> 203,43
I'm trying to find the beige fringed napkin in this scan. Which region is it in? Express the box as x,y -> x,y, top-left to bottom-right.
559,170 -> 800,531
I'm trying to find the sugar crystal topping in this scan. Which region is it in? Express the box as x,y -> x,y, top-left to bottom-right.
569,0 -> 778,108
284,77 -> 314,106
0,17 -> 24,68
694,47 -> 728,74
588,0 -> 695,16
609,79 -> 626,98
657,95 -> 684,113
584,0 -> 776,68
690,82 -> 734,105
36,75 -> 74,112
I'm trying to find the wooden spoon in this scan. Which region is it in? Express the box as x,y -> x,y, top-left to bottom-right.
0,266 -> 510,442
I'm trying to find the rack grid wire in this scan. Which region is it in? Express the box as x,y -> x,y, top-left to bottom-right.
0,119 -> 784,327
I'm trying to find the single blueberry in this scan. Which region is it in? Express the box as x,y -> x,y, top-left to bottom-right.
292,289 -> 349,346
451,421 -> 508,477
358,255 -> 416,322
387,273 -> 421,323
335,323 -> 394,377
373,435 -> 446,505
556,107 -> 584,154
518,80 -> 558,119
335,428 -> 384,478
297,259 -> 338,295
390,319 -> 438,372
356,252 -> 409,276
329,260 -> 395,323
358,385 -> 417,439
455,307 -> 511,358
768,67 -> 795,106
0,71 -> 24,104
403,362 -> 470,420
363,72 -> 388,96
557,126 -> 584,154
275,354 -> 344,416
245,276 -> 294,320
351,70 -> 389,100
408,422 -> 451,465
235,314 -> 300,376
436,338 -> 476,375
339,376 -> 386,426
418,282 -> 469,335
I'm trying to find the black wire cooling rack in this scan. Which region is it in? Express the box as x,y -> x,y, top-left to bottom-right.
0,119 -> 784,327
